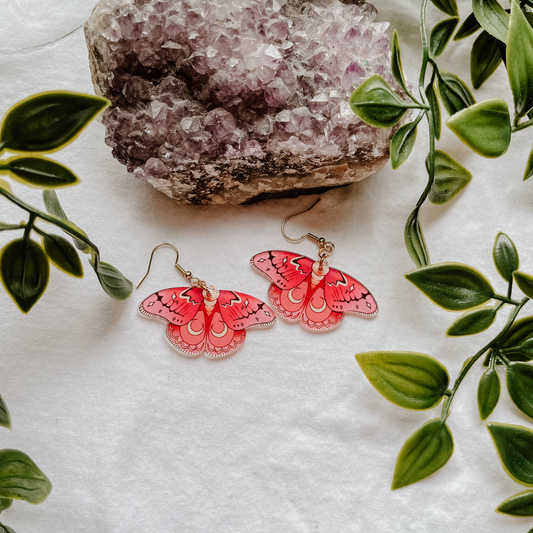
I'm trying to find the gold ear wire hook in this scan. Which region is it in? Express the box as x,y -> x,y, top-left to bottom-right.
136,243 -> 191,289
281,198 -> 335,263
281,198 -> 322,244
136,243 -> 212,297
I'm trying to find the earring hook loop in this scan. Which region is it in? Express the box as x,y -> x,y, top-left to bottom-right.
280,198 -> 335,263
136,243 -> 190,289
281,198 -> 321,243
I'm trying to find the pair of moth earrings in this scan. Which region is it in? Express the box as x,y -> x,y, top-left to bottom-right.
137,200 -> 378,359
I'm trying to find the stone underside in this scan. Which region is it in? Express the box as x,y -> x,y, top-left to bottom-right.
85,0 -> 395,204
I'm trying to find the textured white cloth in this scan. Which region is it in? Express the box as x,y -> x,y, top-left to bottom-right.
1,1 -> 532,531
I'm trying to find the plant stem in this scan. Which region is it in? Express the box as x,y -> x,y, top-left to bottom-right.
441,296 -> 529,421
494,348 -> 512,365
0,186 -> 100,270
23,213 -> 36,242
493,294 -> 520,305
512,117 -> 533,133
0,224 -> 26,232
402,0 -> 435,266
418,0 -> 430,100
32,226 -> 48,239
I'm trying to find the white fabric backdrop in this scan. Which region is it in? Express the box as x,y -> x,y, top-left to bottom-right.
2,1 -> 533,531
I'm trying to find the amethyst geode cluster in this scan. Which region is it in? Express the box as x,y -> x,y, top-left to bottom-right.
85,0 -> 394,204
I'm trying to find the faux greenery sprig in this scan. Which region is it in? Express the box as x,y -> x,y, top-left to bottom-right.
0,91 -> 133,312
356,233 -> 533,529
0,393 -> 52,533
349,0 -> 533,267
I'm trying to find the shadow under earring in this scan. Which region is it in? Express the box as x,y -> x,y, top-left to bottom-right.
138,244 -> 276,359
251,200 -> 377,332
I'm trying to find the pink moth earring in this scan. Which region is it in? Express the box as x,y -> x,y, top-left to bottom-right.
138,244 -> 276,359
251,200 -> 378,332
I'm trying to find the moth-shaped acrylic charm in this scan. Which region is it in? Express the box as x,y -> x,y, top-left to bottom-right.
251,200 -> 377,332
137,244 -> 275,359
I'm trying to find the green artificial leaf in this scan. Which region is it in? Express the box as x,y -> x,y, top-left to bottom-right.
356,351 -> 449,410
426,80 -> 441,141
519,339 -> 533,359
42,190 -> 90,252
0,522 -> 15,533
487,422 -> 533,485
488,315 -> 533,365
42,234 -> 83,278
428,150 -> 472,205
0,239 -> 49,313
404,210 -> 430,268
0,449 -> 51,503
61,220 -> 92,253
454,12 -> 482,40
493,232 -> 519,282
0,395 -> 10,430
349,75 -> 412,128
524,145 -> 533,181
430,18 -> 459,57
42,189 -> 67,219
0,91 -> 108,153
471,31 -> 503,89
390,117 -> 420,169
392,419 -> 454,489
1,157 -> 78,189
513,271 -> 533,299
0,180 -> 12,193
391,30 -> 412,99
405,262 -> 494,311
478,367 -> 500,419
0,499 -> 11,513
507,0 -> 533,120
507,363 -> 533,419
447,306 -> 497,336
472,0 -> 509,43
497,490 -> 533,516
437,71 -> 475,116
527,11 -> 533,28
94,262 -> 133,301
430,0 -> 458,17
496,315 -> 533,357
446,99 -> 511,158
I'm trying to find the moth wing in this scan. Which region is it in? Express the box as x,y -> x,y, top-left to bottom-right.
324,268 -> 378,316
166,307 -> 207,357
268,279 -> 310,322
218,290 -> 276,330
139,287 -> 204,325
205,310 -> 246,359
301,282 -> 343,331
251,251 -> 314,290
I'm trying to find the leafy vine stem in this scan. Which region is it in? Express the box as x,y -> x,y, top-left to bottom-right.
0,185 -> 101,267
0,90 -> 137,530
441,296 -> 529,423
351,0 -> 533,267
350,0 -> 533,527
0,91 -> 133,313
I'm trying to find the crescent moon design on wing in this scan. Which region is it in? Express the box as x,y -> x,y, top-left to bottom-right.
310,299 -> 327,313
288,288 -> 305,304
211,322 -> 228,338
187,321 -> 204,336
